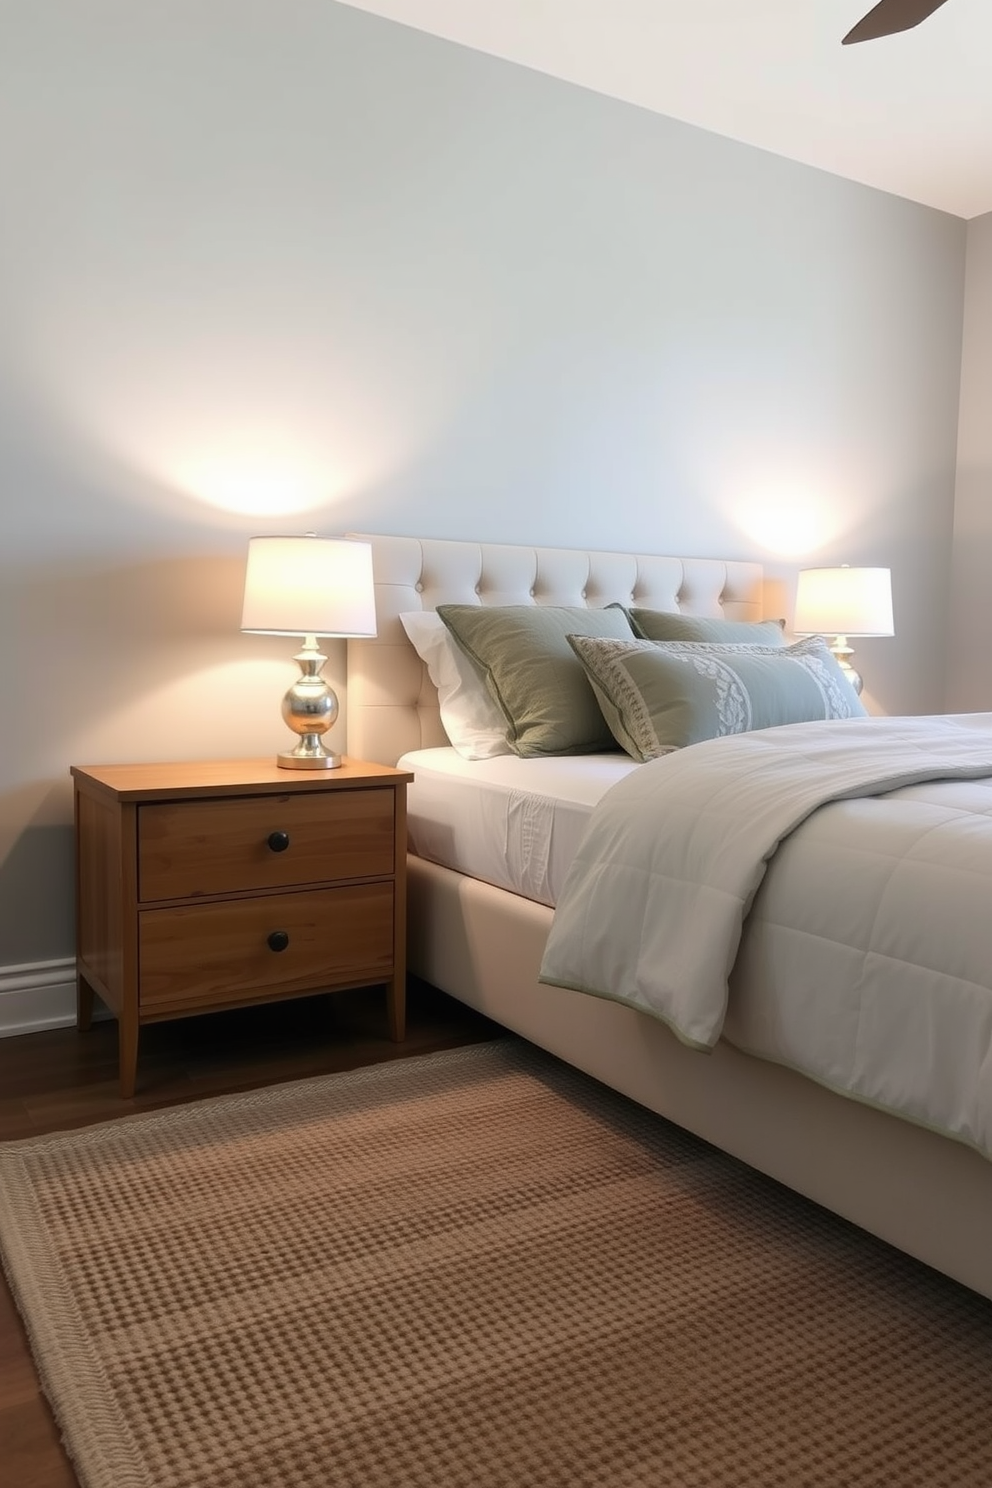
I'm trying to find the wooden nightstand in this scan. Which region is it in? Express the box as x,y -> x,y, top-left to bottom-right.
71,757 -> 412,1097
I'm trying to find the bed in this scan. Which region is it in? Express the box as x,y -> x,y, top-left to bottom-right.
346,533 -> 992,1300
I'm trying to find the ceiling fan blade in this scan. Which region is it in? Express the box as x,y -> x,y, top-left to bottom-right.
843,0 -> 952,44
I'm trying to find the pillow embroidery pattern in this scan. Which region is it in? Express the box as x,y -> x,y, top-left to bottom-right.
681,652 -> 751,737
587,641 -> 757,753
801,650 -> 865,719
585,639 -> 669,755
567,633 -> 866,761
663,638 -> 864,738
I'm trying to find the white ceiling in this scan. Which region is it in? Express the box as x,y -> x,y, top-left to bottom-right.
341,0 -> 992,219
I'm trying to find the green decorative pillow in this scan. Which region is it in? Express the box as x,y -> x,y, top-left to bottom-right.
436,604 -> 634,757
567,634 -> 867,761
615,605 -> 787,647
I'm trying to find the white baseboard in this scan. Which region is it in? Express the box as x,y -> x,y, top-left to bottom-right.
0,958 -> 99,1038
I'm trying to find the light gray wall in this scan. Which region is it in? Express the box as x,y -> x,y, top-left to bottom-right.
946,212 -> 992,711
0,0 -> 967,971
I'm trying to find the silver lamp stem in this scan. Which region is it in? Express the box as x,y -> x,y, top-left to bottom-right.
278,633 -> 341,769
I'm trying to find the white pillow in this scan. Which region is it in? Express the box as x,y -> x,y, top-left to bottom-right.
399,611 -> 510,759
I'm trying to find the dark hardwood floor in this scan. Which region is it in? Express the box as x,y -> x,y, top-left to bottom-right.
0,979 -> 502,1488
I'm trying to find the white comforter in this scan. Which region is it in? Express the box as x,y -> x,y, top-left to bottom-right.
539,713 -> 992,1157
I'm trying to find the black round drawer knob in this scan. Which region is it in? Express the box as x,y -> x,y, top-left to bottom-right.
267,830 -> 290,853
267,930 -> 290,953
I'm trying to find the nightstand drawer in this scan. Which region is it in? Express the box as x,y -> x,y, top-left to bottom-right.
138,883 -> 395,1014
138,788 -> 395,901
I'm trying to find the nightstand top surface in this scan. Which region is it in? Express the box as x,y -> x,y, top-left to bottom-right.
71,757 -> 413,802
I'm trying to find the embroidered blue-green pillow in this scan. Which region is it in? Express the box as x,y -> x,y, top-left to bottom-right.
568,634 -> 866,761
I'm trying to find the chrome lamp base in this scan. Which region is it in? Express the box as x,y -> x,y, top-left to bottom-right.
277,742 -> 343,771
275,635 -> 343,771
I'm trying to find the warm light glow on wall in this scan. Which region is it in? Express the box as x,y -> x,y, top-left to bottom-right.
24,308 -> 436,523
731,488 -> 846,559
171,438 -> 336,517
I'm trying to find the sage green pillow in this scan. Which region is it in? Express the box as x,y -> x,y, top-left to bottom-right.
436,604 -> 634,757
567,634 -> 866,761
616,605 -> 787,646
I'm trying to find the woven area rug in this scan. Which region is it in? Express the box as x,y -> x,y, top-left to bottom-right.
2,1040 -> 992,1488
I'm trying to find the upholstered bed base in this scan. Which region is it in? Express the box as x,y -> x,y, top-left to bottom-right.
348,535 -> 992,1299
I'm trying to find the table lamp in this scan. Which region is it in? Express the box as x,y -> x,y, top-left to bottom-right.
793,565 -> 894,695
241,534 -> 377,769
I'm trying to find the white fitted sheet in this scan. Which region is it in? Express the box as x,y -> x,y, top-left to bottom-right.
398,748 -> 638,907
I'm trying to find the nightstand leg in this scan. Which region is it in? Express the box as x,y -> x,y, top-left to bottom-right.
119,1008 -> 140,1099
386,975 -> 406,1042
77,972 -> 95,1032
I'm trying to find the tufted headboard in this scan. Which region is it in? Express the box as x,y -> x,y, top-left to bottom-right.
345,534 -> 765,766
